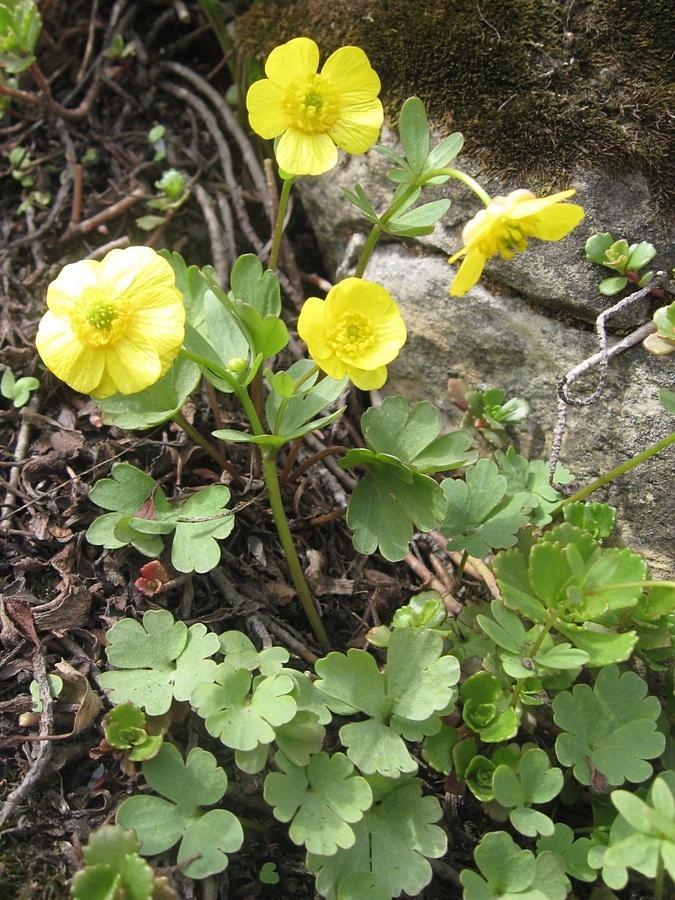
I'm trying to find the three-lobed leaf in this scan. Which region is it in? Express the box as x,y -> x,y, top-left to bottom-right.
116,743 -> 243,879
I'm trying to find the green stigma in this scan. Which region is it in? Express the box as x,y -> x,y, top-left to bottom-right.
86,301 -> 117,330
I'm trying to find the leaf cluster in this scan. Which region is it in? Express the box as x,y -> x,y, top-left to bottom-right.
585,231 -> 656,295
0,0 -> 42,74
86,463 -> 235,573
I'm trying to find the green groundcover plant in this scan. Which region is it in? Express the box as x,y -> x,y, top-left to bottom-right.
13,7 -> 674,896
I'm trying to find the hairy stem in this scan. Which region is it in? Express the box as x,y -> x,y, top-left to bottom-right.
269,175 -> 294,271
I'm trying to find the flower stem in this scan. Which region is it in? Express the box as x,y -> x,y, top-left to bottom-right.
429,168 -> 492,207
269,175 -> 295,271
261,445 -> 330,648
554,430 -> 675,511
354,225 -> 382,278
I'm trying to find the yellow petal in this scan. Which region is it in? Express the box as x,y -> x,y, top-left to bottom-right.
104,338 -> 163,395
449,249 -> 487,296
129,308 -> 185,358
246,79 -> 292,139
329,99 -> 383,154
346,364 -> 387,390
508,189 -> 577,219
523,203 -> 585,241
264,37 -> 319,85
46,259 -> 100,317
276,127 -> 338,176
321,46 -> 381,99
298,296 -> 333,357
36,312 -> 105,394
101,246 -> 180,305
315,352 -> 348,381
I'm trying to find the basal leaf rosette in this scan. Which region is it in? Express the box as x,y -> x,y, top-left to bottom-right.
36,246 -> 185,398
246,37 -> 383,176
298,278 -> 406,390
449,189 -> 585,296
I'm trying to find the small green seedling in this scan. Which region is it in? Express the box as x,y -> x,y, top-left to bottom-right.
0,0 -> 42,74
1,367 -> 39,407
459,384 -> 530,448
70,824 -> 175,899
137,168 -> 189,231
106,32 -> 136,60
97,702 -> 167,773
644,301 -> 675,356
585,231 -> 656,296
147,124 -> 166,161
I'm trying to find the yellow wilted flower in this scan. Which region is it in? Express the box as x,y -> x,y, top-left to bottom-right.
298,278 -> 407,390
246,36 -> 383,177
36,246 -> 185,399
449,189 -> 585,296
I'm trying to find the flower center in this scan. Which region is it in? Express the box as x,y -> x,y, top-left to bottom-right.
287,75 -> 339,133
73,286 -> 129,346
328,310 -> 375,359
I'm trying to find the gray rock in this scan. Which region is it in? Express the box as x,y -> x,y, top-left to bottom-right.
294,137 -> 675,577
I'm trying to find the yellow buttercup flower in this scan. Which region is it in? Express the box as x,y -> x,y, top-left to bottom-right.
36,246 -> 185,399
449,189 -> 585,296
297,278 -> 407,390
246,36 -> 383,176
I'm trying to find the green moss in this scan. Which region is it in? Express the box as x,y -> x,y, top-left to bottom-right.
235,0 -> 675,213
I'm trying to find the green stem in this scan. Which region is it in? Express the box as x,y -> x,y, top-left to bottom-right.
269,175 -> 295,271
427,167 -> 492,206
511,615 -> 556,709
654,852 -> 664,900
354,224 -> 382,278
261,445 -> 330,648
455,550 -> 469,582
555,430 -> 675,511
354,183 -> 421,278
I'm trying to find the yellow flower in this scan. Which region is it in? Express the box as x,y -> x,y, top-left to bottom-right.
449,189 -> 585,296
297,277 -> 407,390
36,247 -> 185,399
246,36 -> 383,176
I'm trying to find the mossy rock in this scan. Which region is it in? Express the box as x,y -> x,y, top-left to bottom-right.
235,0 -> 675,215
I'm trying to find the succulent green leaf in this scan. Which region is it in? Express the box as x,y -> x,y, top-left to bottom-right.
259,861 -> 280,884
552,665 -> 665,786
625,240 -> 656,272
440,459 -> 531,557
116,743 -> 242,879
98,357 -> 201,429
100,610 -> 218,715
203,287 -> 250,370
71,824 -> 165,900
562,501 -> 617,540
359,397 -> 476,473
460,671 -> 519,743
464,754 -> 497,801
660,389 -> 675,414
191,662 -> 296,750
585,232 -> 615,265
599,275 -> 628,295
554,621 -> 638,666
0,0 -> 42,73
307,775 -> 446,900
264,750 -> 372,856
492,547 -> 547,623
